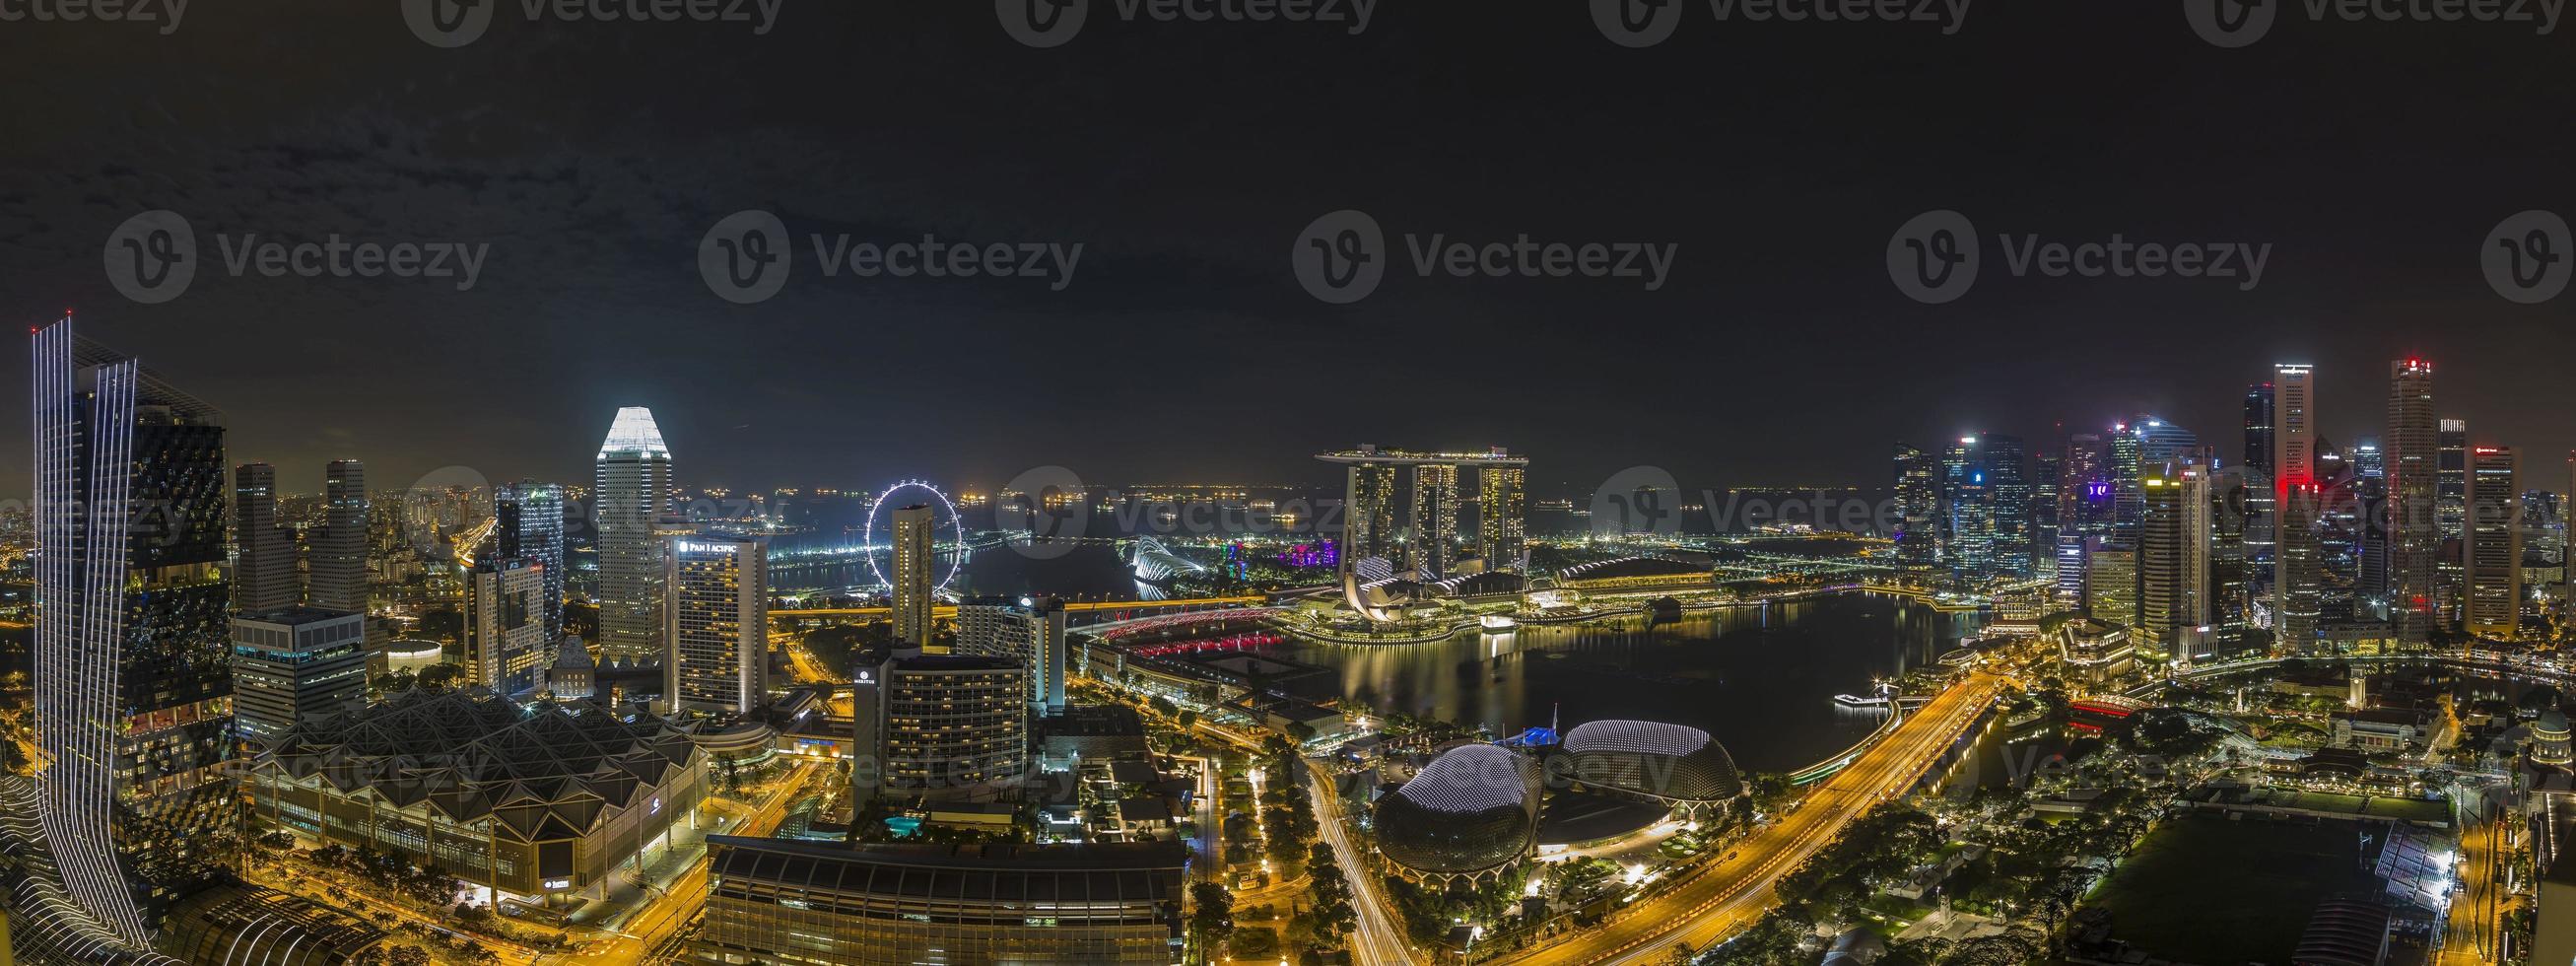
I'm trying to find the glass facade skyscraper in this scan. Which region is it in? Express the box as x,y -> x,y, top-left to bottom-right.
498,480 -> 568,648
29,318 -> 235,942
595,407 -> 674,666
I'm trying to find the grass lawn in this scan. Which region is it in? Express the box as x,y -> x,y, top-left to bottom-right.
2085,815 -> 2381,965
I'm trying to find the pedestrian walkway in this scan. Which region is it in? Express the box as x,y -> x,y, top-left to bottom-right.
560,810 -> 721,932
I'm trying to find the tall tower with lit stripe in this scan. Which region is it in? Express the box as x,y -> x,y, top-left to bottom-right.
2385,360 -> 2438,645
595,406 -> 674,666
30,317 -> 235,942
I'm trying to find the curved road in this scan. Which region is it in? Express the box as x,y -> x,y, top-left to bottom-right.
1491,674 -> 2000,966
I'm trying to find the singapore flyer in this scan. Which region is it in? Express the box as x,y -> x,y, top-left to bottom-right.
860,479 -> 966,594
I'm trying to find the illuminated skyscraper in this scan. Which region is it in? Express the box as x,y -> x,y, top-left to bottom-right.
1983,434 -> 2033,578
230,606 -> 368,748
1345,461 -> 1401,570
308,458 -> 369,615
1410,462 -> 1459,580
595,406 -> 674,666
2466,445 -> 2522,640
1893,444 -> 1938,569
2207,463 -> 2252,628
1941,437 -> 1995,581
29,317 -> 235,941
2271,364 -> 2318,645
2385,361 -> 2438,645
957,595 -> 1069,717
1478,464 -> 1525,572
2438,418 -> 2469,624
668,534 -> 769,715
2083,539 -> 2137,628
2032,448 -> 2065,581
2277,483 -> 2324,652
893,504 -> 937,650
233,461 -> 300,611
2109,424 -> 2145,544
2139,462 -> 2210,659
465,556 -> 550,694
497,481 -> 567,647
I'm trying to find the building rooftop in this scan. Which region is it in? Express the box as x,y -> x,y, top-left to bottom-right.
234,605 -> 364,626
251,688 -> 700,842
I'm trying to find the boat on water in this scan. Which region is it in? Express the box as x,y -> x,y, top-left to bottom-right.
1480,614 -> 1520,632
1833,693 -> 1932,710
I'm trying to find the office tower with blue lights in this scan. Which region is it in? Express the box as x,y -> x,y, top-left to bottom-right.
1983,434 -> 2033,577
233,461 -> 300,612
29,317 -> 236,943
1941,437 -> 1995,582
2466,445 -> 2522,640
498,480 -> 568,647
1893,444 -> 1938,570
596,406 -> 675,666
668,533 -> 770,715
308,458 -> 369,616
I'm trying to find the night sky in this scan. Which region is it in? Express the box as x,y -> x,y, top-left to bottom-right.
4,1 -> 2573,500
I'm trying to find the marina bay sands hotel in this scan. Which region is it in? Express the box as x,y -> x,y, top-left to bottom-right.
1317,447 -> 1528,589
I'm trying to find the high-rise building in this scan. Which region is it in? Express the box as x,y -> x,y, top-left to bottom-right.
2133,416 -> 2198,466
233,461 -> 300,611
2139,462 -> 2210,658
892,503 -> 937,650
595,407 -> 674,666
2272,364 -> 2319,647
2277,483 -> 2325,652
230,607 -> 369,749
2438,418 -> 2471,626
1317,448 -> 1527,619
2109,424 -> 2146,544
957,595 -> 1070,717
1893,444 -> 1939,569
465,557 -> 551,695
853,655 -> 1029,806
2244,382 -> 2275,475
2385,361 -> 2439,645
2207,463 -> 2252,629
2032,448 -> 2066,581
2350,441 -> 2388,616
1478,464 -> 1525,571
497,481 -> 568,648
1409,462 -> 1459,579
667,533 -> 769,715
30,318 -> 236,940
1983,434 -> 2033,578
2467,445 -> 2523,640
308,458 -> 370,615
1941,437 -> 1995,582
2083,539 -> 2138,629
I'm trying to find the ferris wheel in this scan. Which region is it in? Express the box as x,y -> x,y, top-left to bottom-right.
860,479 -> 967,593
